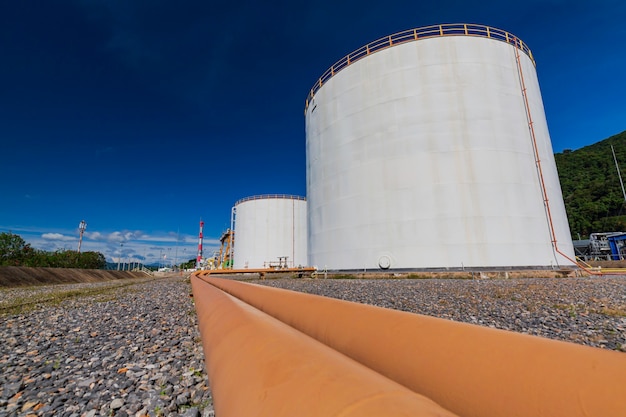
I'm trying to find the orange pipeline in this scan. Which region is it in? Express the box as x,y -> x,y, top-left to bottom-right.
205,276 -> 626,417
190,275 -> 459,417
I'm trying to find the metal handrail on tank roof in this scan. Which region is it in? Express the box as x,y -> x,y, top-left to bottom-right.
234,194 -> 306,206
304,23 -> 535,112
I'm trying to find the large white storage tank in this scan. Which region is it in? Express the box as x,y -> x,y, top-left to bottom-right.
233,195 -> 308,269
305,24 -> 575,271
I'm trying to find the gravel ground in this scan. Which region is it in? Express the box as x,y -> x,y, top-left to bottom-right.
256,276 -> 626,351
0,276 -> 213,417
2,274 -> 625,417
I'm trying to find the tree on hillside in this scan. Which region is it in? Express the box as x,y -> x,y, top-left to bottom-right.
180,258 -> 197,270
555,130 -> 626,239
0,232 -> 107,269
0,232 -> 33,266
79,251 -> 107,269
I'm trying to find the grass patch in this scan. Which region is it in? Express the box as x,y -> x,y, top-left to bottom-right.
553,303 -> 579,318
406,274 -> 433,279
554,302 -> 626,318
330,274 -> 358,279
406,273 -> 474,280
0,282 -> 139,317
595,307 -> 626,317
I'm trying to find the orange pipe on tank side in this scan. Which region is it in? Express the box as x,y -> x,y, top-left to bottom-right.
203,276 -> 626,417
190,275 -> 459,417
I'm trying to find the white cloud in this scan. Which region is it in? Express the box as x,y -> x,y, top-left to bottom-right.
87,231 -> 103,240
2,225 -> 219,264
41,233 -> 75,242
107,231 -> 136,243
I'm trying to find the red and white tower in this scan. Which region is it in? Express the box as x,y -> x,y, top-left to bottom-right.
196,220 -> 204,269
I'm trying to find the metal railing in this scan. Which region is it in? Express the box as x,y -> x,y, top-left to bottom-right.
234,194 -> 306,206
304,23 -> 535,111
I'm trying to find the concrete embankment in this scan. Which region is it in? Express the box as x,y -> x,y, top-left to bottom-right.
0,266 -> 149,287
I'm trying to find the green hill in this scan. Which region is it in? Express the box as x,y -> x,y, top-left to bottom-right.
555,130 -> 626,239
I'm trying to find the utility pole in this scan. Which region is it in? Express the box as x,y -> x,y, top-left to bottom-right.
174,228 -> 179,270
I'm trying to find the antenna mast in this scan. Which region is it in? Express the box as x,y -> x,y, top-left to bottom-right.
77,220 -> 87,253
611,145 -> 626,204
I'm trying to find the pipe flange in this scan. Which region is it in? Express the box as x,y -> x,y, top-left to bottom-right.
378,255 -> 391,270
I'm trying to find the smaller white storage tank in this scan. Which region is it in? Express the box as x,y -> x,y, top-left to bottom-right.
233,195 -> 307,269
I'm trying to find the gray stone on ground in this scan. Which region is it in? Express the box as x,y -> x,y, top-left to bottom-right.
0,276 -> 213,416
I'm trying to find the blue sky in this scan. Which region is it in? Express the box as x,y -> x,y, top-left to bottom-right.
1,0 -> 625,264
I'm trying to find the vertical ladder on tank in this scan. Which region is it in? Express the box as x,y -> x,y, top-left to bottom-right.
229,206 -> 236,269
513,37 -> 581,269
512,37 -> 556,247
